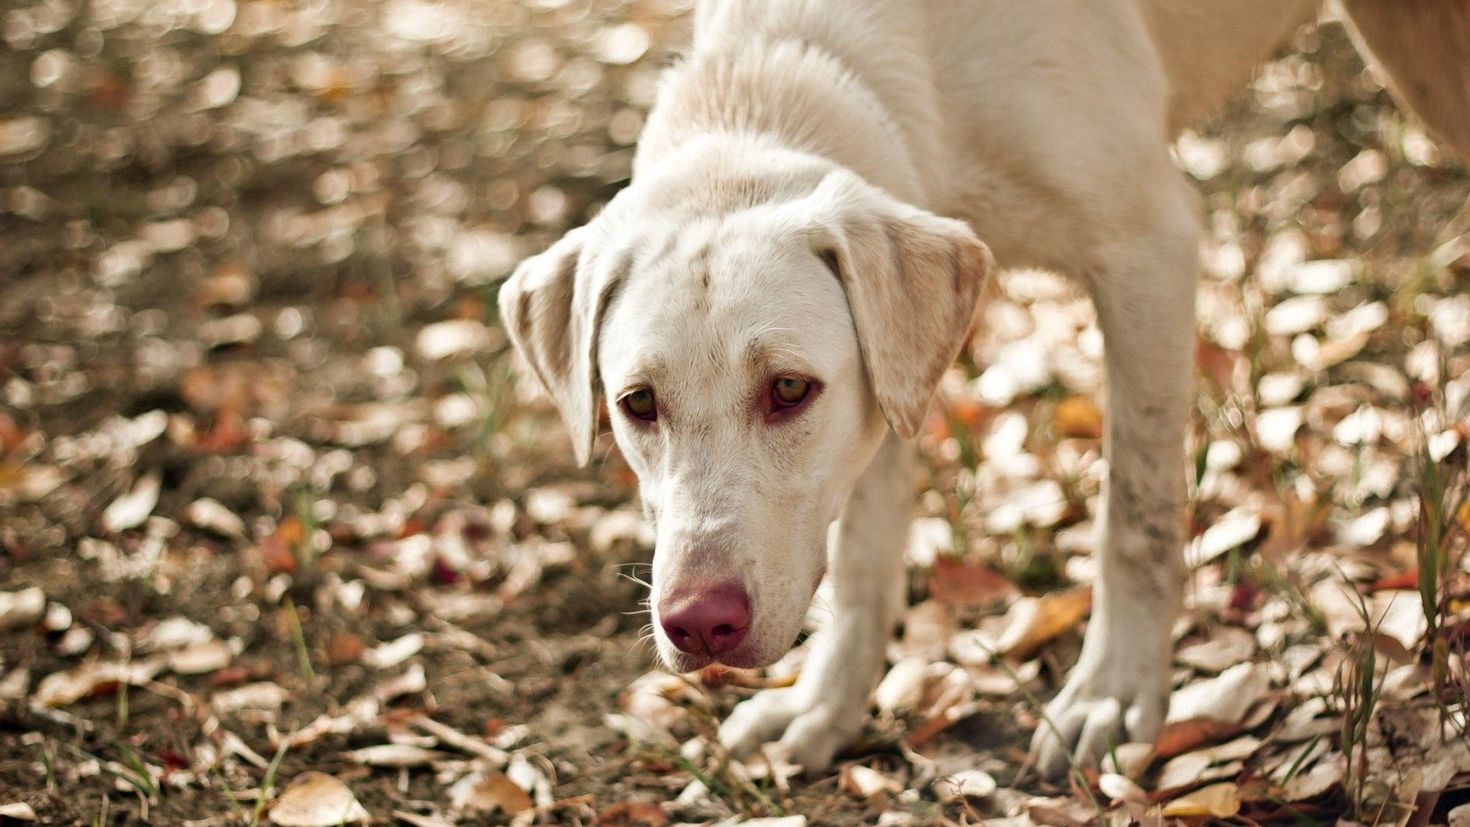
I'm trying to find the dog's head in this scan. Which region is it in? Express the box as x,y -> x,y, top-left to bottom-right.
498,143 -> 990,671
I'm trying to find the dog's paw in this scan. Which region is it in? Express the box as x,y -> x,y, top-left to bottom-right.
1029,652 -> 1169,780
719,687 -> 865,772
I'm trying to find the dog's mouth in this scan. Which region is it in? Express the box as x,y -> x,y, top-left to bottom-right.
661,640 -> 773,674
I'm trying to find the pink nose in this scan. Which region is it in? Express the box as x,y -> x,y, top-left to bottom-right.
659,583 -> 751,657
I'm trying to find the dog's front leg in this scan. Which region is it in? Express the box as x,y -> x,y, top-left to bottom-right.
1030,193 -> 1199,778
720,433 -> 911,771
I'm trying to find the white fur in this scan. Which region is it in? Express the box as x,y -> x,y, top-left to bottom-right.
499,0 -> 1466,777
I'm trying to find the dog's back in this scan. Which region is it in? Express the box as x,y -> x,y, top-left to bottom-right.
1340,0 -> 1470,161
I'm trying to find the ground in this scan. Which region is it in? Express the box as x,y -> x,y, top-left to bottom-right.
1,1 -> 1469,825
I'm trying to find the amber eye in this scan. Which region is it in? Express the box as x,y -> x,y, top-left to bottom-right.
620,388 -> 657,422
772,376 -> 811,407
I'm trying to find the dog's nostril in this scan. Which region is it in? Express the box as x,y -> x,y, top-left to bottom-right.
659,582 -> 752,657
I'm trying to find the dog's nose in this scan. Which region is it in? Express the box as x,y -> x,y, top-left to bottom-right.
659,583 -> 751,657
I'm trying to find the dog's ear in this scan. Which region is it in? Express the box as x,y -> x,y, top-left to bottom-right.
498,226 -> 623,466
802,172 -> 992,438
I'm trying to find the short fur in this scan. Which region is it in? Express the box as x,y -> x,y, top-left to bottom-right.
499,0 -> 1469,777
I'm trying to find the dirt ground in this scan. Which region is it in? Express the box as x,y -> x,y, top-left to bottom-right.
1,1 -> 1468,825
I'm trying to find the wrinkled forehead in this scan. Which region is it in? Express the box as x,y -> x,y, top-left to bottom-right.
597,216 -> 854,392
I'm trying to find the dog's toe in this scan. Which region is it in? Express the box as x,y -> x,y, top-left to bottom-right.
719,689 -> 800,758
777,705 -> 853,772
718,687 -> 863,773
1029,671 -> 1168,780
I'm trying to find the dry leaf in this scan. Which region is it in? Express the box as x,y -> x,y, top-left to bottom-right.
839,764 -> 899,804
167,640 -> 235,674
185,497 -> 246,538
339,744 -> 446,767
1282,753 -> 1345,802
1053,395 -> 1103,438
416,319 -> 491,361
0,802 -> 37,820
932,770 -> 996,802
1097,773 -> 1146,804
0,588 -> 46,630
874,657 -> 929,714
995,587 -> 1091,657
1159,782 -> 1241,818
212,681 -> 290,713
928,556 -> 1018,608
448,766 -> 533,816
101,472 -> 161,533
1256,407 -> 1304,453
362,633 -> 423,669
1185,507 -> 1263,568
1176,627 -> 1257,673
1167,662 -> 1270,725
33,658 -> 165,707
269,772 -> 369,826
899,600 -> 956,659
1155,718 -> 1243,759
595,801 -> 669,826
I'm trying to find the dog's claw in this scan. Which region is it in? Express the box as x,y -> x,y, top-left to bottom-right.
1028,657 -> 1168,780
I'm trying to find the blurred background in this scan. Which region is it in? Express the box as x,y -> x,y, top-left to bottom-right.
1,1 -> 1468,824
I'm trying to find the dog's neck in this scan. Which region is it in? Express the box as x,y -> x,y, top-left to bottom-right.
633,4 -> 951,210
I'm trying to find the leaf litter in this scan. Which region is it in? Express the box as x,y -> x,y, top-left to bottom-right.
0,1 -> 1468,824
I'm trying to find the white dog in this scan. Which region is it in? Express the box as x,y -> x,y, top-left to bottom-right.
499,0 -> 1469,778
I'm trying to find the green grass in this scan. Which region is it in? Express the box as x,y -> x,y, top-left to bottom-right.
282,596 -> 317,683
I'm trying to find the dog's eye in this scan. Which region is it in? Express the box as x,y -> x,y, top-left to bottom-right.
620,388 -> 657,422
772,376 -> 811,407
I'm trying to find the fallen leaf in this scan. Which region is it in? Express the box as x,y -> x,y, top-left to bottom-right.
932,769 -> 996,802
1264,295 -> 1328,335
1167,663 -> 1270,725
1185,507 -> 1263,568
0,802 -> 37,820
595,801 -> 669,826
1098,772 -> 1146,804
874,656 -> 929,714
1282,753 -> 1345,802
212,681 -> 290,713
898,599 -> 956,660
339,744 -> 446,767
416,319 -> 493,361
1176,627 -> 1257,673
0,587 -> 46,630
1053,395 -> 1103,438
995,587 -> 1092,657
101,472 -> 161,533
448,766 -> 533,816
390,811 -> 455,827
167,640 -> 235,674
840,764 -> 899,805
928,556 -> 1017,608
185,498 -> 246,538
269,772 -> 369,826
33,658 -> 165,707
1256,407 -> 1304,453
328,633 -> 364,665
1160,782 -> 1241,818
1155,718 -> 1243,759
362,633 -> 423,669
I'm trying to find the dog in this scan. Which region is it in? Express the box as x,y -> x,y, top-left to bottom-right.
498,0 -> 1470,778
